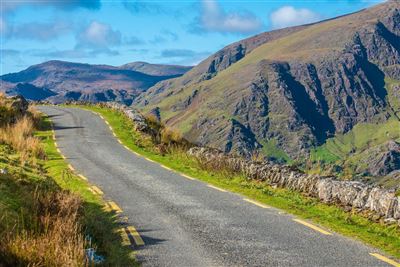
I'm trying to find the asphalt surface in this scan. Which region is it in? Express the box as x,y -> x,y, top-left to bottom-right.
39,106 -> 393,267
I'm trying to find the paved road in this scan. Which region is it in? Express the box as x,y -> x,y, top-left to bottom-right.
39,106 -> 393,267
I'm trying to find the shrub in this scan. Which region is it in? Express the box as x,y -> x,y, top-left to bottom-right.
0,116 -> 45,161
0,190 -> 86,267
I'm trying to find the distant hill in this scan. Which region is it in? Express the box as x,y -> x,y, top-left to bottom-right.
0,60 -> 191,105
134,1 -> 400,181
120,62 -> 192,76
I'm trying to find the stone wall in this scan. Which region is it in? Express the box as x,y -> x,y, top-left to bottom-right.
101,102 -> 400,226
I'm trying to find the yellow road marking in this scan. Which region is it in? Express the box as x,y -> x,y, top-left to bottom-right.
124,145 -> 130,150
105,120 -> 110,125
108,201 -> 123,213
91,186 -> 104,195
127,226 -> 145,246
61,154 -> 66,159
207,184 -> 227,192
113,132 -> 117,137
293,219 -> 332,235
118,139 -> 123,144
119,228 -> 131,246
145,157 -> 155,163
181,174 -> 195,180
100,115 -> 105,119
78,174 -> 88,181
109,126 -> 113,131
118,216 -> 129,224
161,165 -> 173,171
88,187 -> 96,194
54,141 -> 58,147
370,253 -> 400,267
68,164 -> 75,171
56,148 -> 61,153
243,198 -> 270,209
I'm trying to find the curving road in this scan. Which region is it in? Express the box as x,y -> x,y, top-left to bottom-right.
39,106 -> 393,267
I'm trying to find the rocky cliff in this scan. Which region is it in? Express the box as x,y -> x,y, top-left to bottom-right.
135,1 -> 400,180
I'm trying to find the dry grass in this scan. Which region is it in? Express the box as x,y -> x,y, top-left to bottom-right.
0,190 -> 86,267
0,115 -> 45,162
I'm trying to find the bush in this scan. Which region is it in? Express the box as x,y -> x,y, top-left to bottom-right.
0,116 -> 46,161
0,190 -> 86,267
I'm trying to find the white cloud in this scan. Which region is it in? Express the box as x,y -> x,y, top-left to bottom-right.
199,0 -> 262,34
77,21 -> 121,48
270,6 -> 321,29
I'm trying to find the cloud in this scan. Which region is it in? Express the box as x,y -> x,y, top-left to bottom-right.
0,49 -> 20,59
125,36 -> 146,45
2,0 -> 100,14
29,47 -> 119,59
6,21 -> 71,41
77,21 -> 121,48
122,1 -> 164,14
160,49 -> 211,64
192,0 -> 262,34
150,29 -> 179,44
160,49 -> 211,66
270,6 -> 321,29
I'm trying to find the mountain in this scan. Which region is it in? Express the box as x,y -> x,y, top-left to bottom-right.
1,60 -> 191,105
120,62 -> 192,76
135,1 -> 400,180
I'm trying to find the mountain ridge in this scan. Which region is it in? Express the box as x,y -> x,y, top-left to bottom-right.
134,1 -> 400,180
0,60 -> 192,104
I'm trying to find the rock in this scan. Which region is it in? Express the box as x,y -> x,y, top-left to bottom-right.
384,218 -> 397,225
186,145 -> 400,224
8,95 -> 28,114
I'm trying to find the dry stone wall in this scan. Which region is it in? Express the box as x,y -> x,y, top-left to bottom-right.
102,102 -> 400,226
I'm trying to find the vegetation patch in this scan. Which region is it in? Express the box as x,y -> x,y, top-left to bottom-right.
75,104 -> 400,259
0,97 -> 136,266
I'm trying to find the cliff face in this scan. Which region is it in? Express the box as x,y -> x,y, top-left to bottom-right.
135,1 -> 400,170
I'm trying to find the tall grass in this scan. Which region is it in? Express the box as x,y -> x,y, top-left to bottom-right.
0,190 -> 86,266
0,115 -> 45,162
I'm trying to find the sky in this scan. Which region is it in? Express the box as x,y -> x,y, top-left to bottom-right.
0,0 -> 385,74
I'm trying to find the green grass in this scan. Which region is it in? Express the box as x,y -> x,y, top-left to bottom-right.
311,118 -> 400,163
260,139 -> 292,163
0,116 -> 137,266
73,104 -> 400,260
36,116 -> 137,266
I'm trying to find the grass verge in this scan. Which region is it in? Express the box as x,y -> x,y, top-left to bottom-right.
72,104 -> 400,260
0,109 -> 137,266
36,116 -> 137,266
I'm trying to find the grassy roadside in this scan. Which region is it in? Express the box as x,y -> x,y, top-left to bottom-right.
0,101 -> 136,266
72,104 -> 400,260
36,116 -> 137,266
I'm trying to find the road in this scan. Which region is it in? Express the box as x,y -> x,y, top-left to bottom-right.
39,106 -> 394,267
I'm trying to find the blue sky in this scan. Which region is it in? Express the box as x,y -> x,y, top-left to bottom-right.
0,0 -> 385,74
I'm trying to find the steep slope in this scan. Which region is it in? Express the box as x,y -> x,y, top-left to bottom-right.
1,60 -> 191,104
135,1 -> 400,172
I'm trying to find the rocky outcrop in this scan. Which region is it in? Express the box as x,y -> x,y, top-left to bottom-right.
8,95 -> 29,115
102,101 -> 400,226
135,1 -> 400,167
187,146 -> 400,225
358,141 -> 400,176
